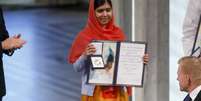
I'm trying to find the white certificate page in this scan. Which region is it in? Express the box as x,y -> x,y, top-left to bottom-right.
116,42 -> 146,86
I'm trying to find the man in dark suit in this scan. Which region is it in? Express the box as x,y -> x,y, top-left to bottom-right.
0,7 -> 25,101
177,56 -> 201,101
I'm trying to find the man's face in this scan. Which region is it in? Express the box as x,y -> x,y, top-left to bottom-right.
177,64 -> 190,92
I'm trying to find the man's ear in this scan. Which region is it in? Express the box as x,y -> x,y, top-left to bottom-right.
186,74 -> 191,84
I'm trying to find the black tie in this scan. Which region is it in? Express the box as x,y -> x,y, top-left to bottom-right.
184,94 -> 192,101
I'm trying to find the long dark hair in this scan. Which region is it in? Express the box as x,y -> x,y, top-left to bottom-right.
94,0 -> 112,10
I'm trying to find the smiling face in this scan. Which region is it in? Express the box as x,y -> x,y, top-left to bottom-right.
95,2 -> 112,27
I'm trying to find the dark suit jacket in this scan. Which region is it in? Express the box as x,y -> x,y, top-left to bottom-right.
0,7 -> 13,97
195,90 -> 201,101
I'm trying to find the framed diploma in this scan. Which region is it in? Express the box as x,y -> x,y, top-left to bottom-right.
87,40 -> 147,87
191,15 -> 201,57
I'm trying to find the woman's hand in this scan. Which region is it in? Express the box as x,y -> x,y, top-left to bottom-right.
83,44 -> 96,56
143,54 -> 149,64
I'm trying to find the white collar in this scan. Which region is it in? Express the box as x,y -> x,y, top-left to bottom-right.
190,85 -> 201,101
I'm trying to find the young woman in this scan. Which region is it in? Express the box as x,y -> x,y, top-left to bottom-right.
68,0 -> 149,100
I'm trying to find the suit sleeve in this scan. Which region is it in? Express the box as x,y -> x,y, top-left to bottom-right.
0,8 -> 14,56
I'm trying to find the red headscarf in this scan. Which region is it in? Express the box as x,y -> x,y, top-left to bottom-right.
68,0 -> 126,64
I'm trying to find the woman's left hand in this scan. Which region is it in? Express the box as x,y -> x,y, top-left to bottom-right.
143,54 -> 149,64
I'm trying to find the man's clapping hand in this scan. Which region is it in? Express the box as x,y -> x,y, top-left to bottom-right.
1,34 -> 26,50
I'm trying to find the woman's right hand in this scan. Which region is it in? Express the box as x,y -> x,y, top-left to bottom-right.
83,44 -> 96,56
